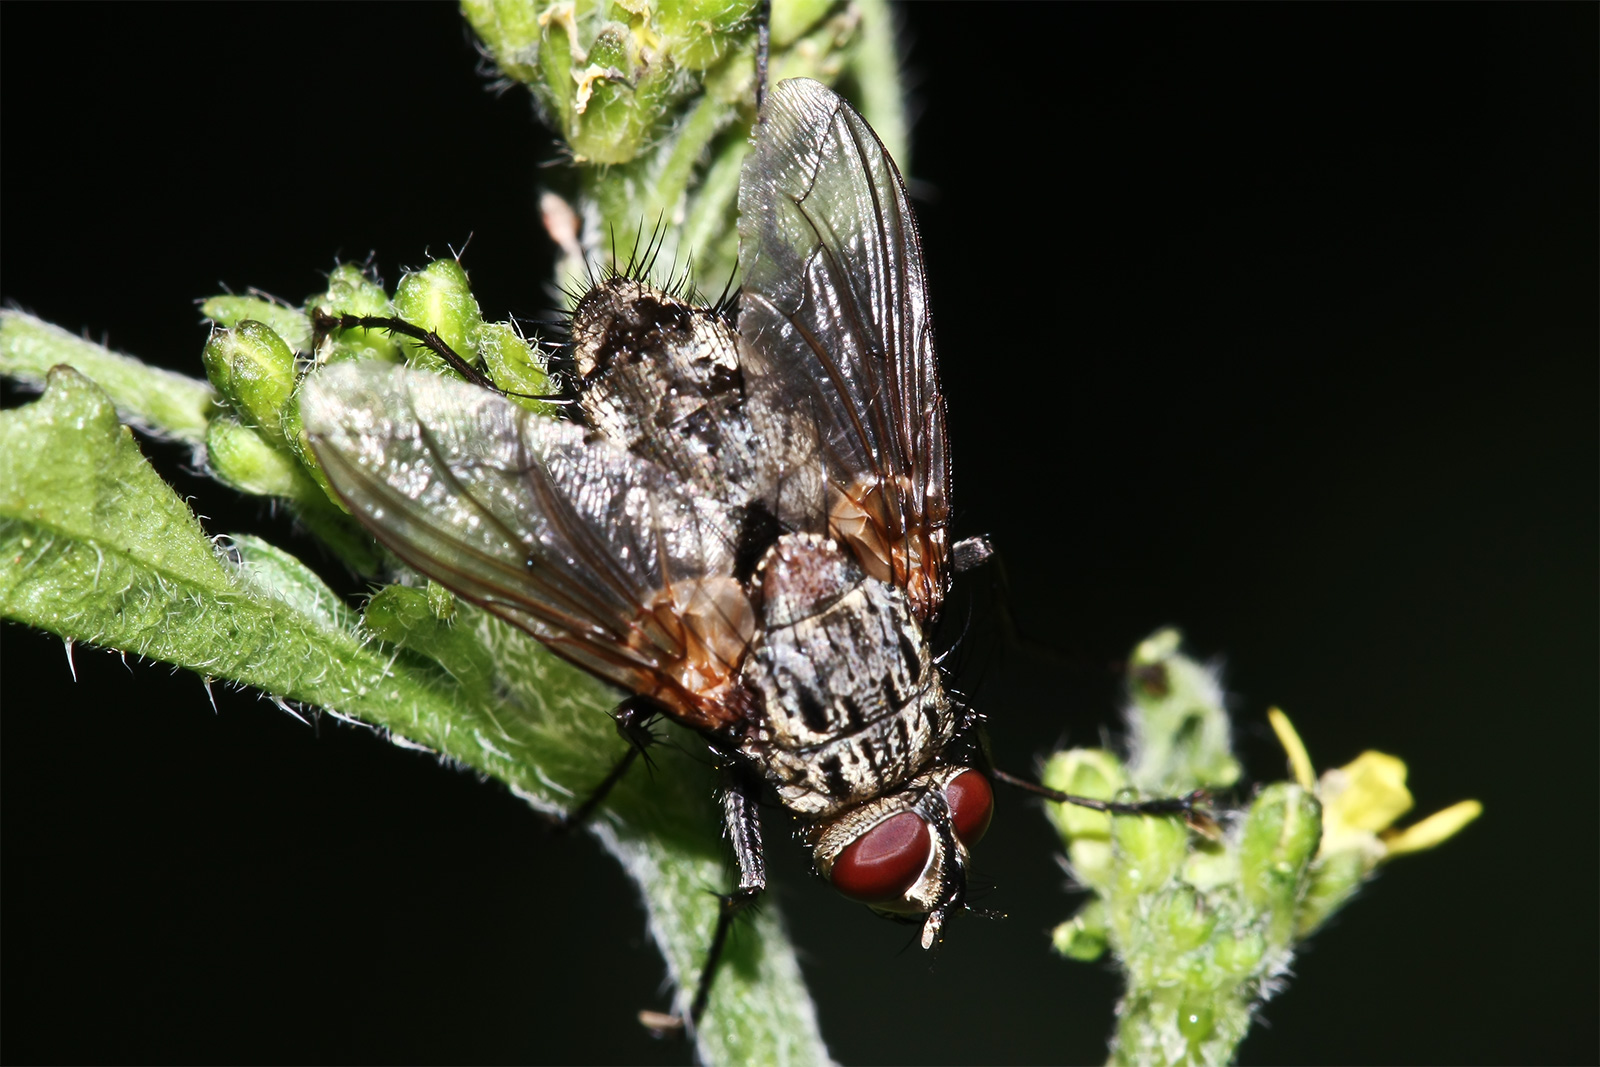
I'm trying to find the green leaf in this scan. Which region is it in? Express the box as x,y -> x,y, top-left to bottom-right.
230,533 -> 356,632
0,309 -> 216,444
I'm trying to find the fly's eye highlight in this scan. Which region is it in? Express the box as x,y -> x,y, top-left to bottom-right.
946,769 -> 994,846
829,812 -> 932,904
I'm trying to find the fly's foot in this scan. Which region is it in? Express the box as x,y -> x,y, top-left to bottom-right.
550,698 -> 662,833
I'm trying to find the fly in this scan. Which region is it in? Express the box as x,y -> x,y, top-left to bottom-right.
302,77 -> 1204,1031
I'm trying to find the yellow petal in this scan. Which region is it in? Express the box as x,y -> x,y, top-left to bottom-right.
1320,750 -> 1414,835
1267,707 -> 1316,791
1382,800 -> 1484,857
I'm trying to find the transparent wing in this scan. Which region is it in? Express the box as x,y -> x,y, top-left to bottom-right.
302,361 -> 755,729
738,77 -> 951,624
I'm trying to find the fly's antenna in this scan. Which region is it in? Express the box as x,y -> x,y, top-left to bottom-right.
754,0 -> 771,113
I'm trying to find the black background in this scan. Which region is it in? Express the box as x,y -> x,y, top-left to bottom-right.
3,5 -> 1594,1064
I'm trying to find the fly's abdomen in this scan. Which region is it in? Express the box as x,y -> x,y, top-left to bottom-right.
741,534 -> 954,817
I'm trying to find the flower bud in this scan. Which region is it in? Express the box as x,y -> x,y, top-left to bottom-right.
206,417 -> 311,501
1112,788 -> 1189,899
1158,884 -> 1216,954
308,264 -> 400,364
427,581 -> 456,622
200,296 -> 311,352
1042,748 -> 1126,893
1125,627 -> 1241,793
202,321 -> 296,446
392,260 -> 484,376
1052,899 -> 1109,962
657,0 -> 759,71
477,321 -> 553,413
1239,782 -> 1322,943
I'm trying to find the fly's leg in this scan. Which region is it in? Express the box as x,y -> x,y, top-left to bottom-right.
310,308 -> 500,390
555,696 -> 661,831
641,760 -> 767,1036
754,0 -> 771,112
311,308 -> 565,405
991,769 -> 1221,838
694,764 -> 766,1024
942,705 -> 1217,838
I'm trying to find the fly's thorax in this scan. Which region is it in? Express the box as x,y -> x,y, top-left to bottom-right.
738,533 -> 954,817
811,765 -> 994,919
569,277 -> 759,506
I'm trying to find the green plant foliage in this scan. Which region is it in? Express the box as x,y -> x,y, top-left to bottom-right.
464,0 -> 907,297
0,310 -> 216,444
1043,630 -> 1480,1066
0,261 -> 830,1065
0,4 -> 1483,1063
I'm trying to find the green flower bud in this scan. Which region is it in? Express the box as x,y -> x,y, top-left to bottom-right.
1239,782 -> 1322,943
427,580 -> 457,622
211,390 -> 378,575
1125,627 -> 1241,794
1176,997 -> 1215,1045
363,585 -> 497,701
202,320 -> 297,446
391,260 -> 485,376
770,0 -> 835,48
1296,848 -> 1368,939
200,296 -> 311,352
207,417 -> 314,501
1052,899 -> 1109,962
569,22 -> 676,164
1211,927 -> 1266,978
1158,884 -> 1217,955
658,0 -> 759,71
459,0 -> 542,84
477,321 -> 553,414
280,376 -> 336,504
1180,836 -> 1238,892
362,583 -> 433,645
1111,788 -> 1190,899
1042,748 -> 1126,892
307,264 -> 400,364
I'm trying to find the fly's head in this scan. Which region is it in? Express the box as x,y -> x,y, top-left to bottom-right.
811,765 -> 994,948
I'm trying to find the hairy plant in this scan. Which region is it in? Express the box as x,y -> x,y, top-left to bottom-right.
0,3 -> 1478,1064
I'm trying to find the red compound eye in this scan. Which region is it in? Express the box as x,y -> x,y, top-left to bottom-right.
946,769 -> 994,846
829,812 -> 932,904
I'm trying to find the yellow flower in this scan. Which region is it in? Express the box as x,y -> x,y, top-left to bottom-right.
1318,750 -> 1413,859
1267,708 -> 1481,867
